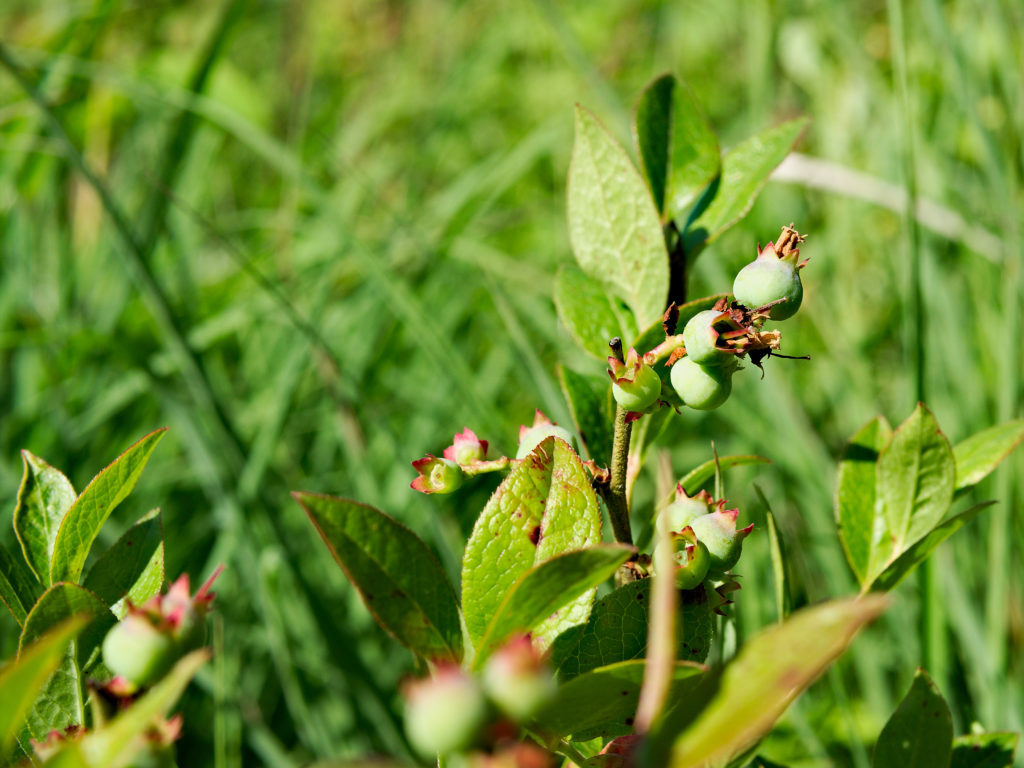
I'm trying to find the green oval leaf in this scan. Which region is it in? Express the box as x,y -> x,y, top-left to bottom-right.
294,492 -> 463,663
683,118 -> 808,256
558,365 -> 614,468
462,437 -> 602,648
869,502 -> 994,593
553,579 -> 713,680
0,618 -> 86,757
555,264 -> 636,361
533,659 -> 704,743
19,584 -> 117,740
836,416 -> 893,586
0,540 -> 42,628
14,451 -> 76,586
950,732 -> 1017,768
634,73 -> 720,221
877,404 -> 955,552
50,429 -> 167,584
568,105 -> 670,330
669,596 -> 888,768
873,669 -> 952,768
83,510 -> 165,617
953,420 -> 1024,496
473,545 -> 633,667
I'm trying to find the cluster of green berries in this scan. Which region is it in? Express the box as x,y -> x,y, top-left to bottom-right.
102,567 -> 222,693
661,488 -> 753,590
403,637 -> 557,760
610,226 -> 808,414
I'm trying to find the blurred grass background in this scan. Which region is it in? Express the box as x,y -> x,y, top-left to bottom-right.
0,0 -> 1021,766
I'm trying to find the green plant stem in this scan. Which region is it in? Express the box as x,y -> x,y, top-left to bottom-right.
606,405 -> 634,545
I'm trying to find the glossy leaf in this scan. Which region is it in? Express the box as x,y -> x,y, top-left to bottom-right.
677,455 -> 771,497
837,416 -> 892,586
50,429 -> 167,584
473,545 -> 633,667
533,660 -> 703,742
553,579 -> 713,679
683,118 -> 808,255
558,365 -> 614,468
13,451 -> 76,585
877,404 -> 955,552
462,437 -> 602,647
555,264 -> 636,361
0,540 -> 41,627
19,584 -> 117,740
950,732 -> 1017,768
952,420 -> 1024,495
80,650 -> 208,768
294,492 -> 463,663
873,669 -> 952,768
669,596 -> 888,768
634,73 -> 720,220
0,618 -> 85,757
568,105 -> 670,330
869,502 -> 994,593
83,510 -> 165,618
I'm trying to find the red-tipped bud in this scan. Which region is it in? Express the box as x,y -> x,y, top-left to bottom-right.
404,666 -> 490,757
688,506 -> 753,576
411,454 -> 464,494
481,636 -> 557,722
444,428 -> 489,466
662,488 -> 716,531
608,348 -> 662,413
516,411 -> 575,459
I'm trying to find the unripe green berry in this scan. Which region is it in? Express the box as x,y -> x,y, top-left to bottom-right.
404,669 -> 489,757
682,311 -> 735,367
670,358 -> 734,410
672,534 -> 710,590
733,250 -> 802,320
662,496 -> 710,532
611,362 -> 662,412
481,637 -> 556,721
516,425 -> 575,459
688,511 -> 752,576
102,614 -> 177,689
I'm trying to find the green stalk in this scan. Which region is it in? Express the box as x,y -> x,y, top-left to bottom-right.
606,404 -> 635,546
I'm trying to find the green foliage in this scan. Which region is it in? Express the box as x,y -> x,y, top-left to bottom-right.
634,74 -> 720,222
473,545 -> 632,667
555,265 -> 637,361
532,660 -> 703,743
873,669 -> 953,768
568,105 -> 670,330
0,619 -> 85,759
461,437 -> 601,647
837,406 -> 1022,592
294,492 -> 463,664
666,596 -> 888,768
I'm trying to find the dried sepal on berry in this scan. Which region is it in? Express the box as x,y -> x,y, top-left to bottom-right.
733,225 -> 809,321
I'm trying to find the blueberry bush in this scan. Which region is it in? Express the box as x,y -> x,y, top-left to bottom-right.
1,71 -> 1022,768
